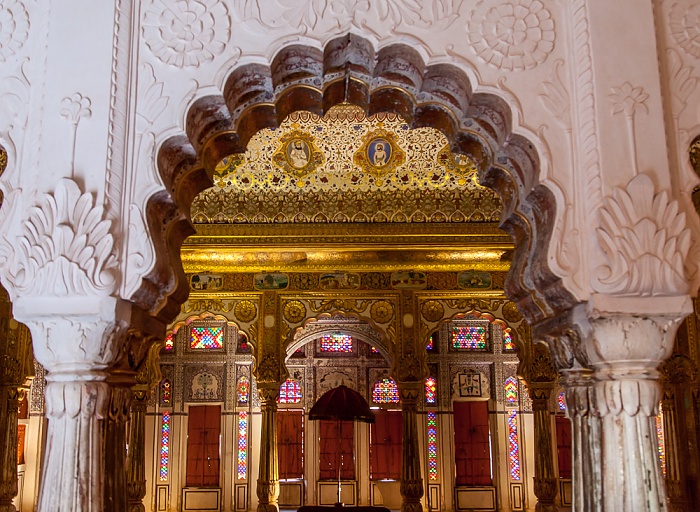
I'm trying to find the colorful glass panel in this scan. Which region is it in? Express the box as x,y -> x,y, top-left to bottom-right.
320,333 -> 353,352
503,329 -> 515,351
452,325 -> 487,350
371,346 -> 381,354
558,391 -> 566,411
372,378 -> 400,404
504,377 -> 518,405
279,379 -> 302,404
190,326 -> 224,349
159,411 -> 170,481
164,332 -> 174,351
238,412 -> 248,479
426,333 -> 435,351
656,405 -> 666,476
237,377 -> 250,405
161,379 -> 172,406
507,410 -> 521,480
427,411 -> 438,481
425,377 -> 437,405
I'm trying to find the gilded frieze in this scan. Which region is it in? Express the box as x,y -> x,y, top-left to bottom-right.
191,105 -> 501,224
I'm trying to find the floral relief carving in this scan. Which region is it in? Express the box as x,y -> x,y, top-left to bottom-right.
467,0 -> 555,71
142,0 -> 231,68
669,2 -> 700,59
241,0 -> 462,34
0,0 -> 29,62
60,93 -> 92,178
595,173 -> 691,296
0,179 -> 118,297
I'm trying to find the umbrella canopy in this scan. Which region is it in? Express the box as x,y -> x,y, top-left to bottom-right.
308,385 -> 375,423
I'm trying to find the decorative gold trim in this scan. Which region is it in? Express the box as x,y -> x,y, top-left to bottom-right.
353,128 -> 406,179
272,129 -> 325,180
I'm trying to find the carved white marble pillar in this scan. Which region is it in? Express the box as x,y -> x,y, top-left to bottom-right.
573,297 -> 692,512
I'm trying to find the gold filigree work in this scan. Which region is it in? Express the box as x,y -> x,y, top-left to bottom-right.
282,300 -> 307,324
370,300 -> 395,324
421,300 -> 445,323
233,300 -> 257,323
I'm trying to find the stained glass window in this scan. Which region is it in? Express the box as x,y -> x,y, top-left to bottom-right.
427,411 -> 438,481
279,379 -> 302,404
656,404 -> 666,476
371,346 -> 381,354
504,377 -> 518,405
237,377 -> 250,405
372,378 -> 400,404
503,328 -> 515,351
426,333 -> 435,351
507,410 -> 521,481
237,333 -> 251,354
161,379 -> 172,406
164,332 -> 174,351
159,411 -> 170,481
190,326 -> 224,349
320,333 -> 353,352
238,412 -> 248,479
425,377 -> 437,405
452,324 -> 488,350
558,391 -> 566,411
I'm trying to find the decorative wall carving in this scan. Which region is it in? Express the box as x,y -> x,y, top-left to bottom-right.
0,0 -> 29,62
608,82 -> 649,176
0,179 -> 117,297
60,93 -> 92,178
142,0 -> 231,67
595,173 -> 691,296
467,0 -> 555,71
669,2 -> 700,59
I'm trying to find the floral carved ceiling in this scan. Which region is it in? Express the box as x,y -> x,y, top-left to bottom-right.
191,104 -> 502,224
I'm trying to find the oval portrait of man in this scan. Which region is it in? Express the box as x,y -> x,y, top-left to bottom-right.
286,139 -> 310,169
367,138 -> 391,167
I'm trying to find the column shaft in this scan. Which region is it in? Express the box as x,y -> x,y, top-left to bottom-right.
399,383 -> 424,512
127,392 -> 148,512
257,387 -> 280,512
0,386 -> 19,512
531,388 -> 558,512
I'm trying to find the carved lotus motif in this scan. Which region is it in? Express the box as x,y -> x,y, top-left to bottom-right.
234,300 -> 257,323
143,0 -> 231,68
370,300 -> 394,324
283,300 -> 307,324
421,300 -> 445,323
468,0 -> 555,71
0,0 -> 29,62
670,2 -> 700,59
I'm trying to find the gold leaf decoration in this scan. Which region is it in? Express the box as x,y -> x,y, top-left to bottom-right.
234,300 -> 257,323
354,129 -> 406,179
283,300 -> 307,324
421,300 -> 445,323
272,130 -> 325,180
501,301 -> 522,323
370,300 -> 395,324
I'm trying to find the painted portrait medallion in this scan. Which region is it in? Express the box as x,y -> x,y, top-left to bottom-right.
353,129 -> 406,179
272,130 -> 324,179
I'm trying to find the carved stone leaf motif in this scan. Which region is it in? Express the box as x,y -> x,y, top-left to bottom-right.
142,0 -> 231,68
669,1 -> 700,59
0,0 -> 29,62
4,179 -> 118,297
595,173 -> 691,296
539,60 -> 570,127
467,0 -> 555,71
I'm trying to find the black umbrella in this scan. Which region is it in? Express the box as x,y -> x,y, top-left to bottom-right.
309,385 -> 375,505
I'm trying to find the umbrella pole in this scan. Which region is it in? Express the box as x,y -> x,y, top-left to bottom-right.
337,419 -> 342,506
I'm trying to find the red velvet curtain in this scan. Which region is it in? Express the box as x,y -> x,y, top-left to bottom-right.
319,419 -> 355,480
454,401 -> 492,486
186,405 -> 221,487
556,416 -> 572,479
277,410 -> 304,480
370,410 -> 402,480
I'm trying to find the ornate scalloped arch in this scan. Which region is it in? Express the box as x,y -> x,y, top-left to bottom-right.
148,34 -> 576,331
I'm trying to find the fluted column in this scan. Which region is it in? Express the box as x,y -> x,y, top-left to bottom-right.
530,386 -> 558,512
257,386 -> 280,512
0,386 -> 20,512
103,384 -> 132,512
398,381 -> 424,512
560,368 -> 600,512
